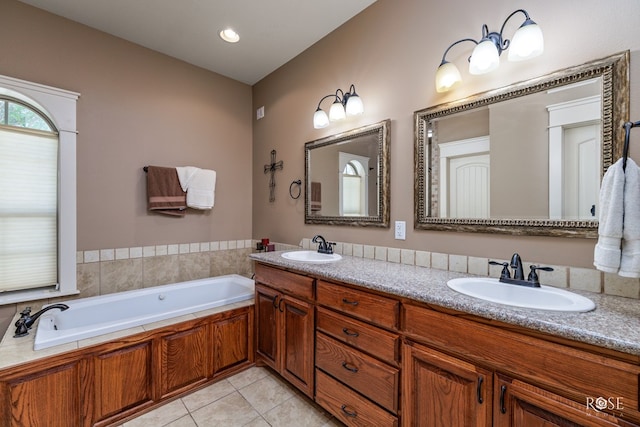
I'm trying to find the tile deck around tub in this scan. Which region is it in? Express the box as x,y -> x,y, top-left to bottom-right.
119,366 -> 344,427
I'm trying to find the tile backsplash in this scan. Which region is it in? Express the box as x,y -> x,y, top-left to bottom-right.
300,239 -> 640,300
66,237 -> 640,304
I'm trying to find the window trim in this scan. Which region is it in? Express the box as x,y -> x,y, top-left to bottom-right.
0,74 -> 80,305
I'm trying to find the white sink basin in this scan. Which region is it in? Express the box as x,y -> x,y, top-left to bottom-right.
281,250 -> 342,263
447,277 -> 595,312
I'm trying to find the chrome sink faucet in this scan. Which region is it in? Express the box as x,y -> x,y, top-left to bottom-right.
489,253 -> 553,288
312,235 -> 335,254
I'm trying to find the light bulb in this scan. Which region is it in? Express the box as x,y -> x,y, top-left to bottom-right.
345,95 -> 364,116
329,101 -> 346,121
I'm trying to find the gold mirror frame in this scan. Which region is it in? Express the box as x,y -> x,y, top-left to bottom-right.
305,119 -> 391,227
414,51 -> 629,238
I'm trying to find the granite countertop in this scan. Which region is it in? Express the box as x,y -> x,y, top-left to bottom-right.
250,251 -> 640,357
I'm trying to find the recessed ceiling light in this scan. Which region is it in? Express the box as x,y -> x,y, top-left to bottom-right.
219,28 -> 240,43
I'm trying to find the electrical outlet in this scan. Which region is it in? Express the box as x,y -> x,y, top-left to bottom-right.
395,220 -> 406,240
256,106 -> 265,120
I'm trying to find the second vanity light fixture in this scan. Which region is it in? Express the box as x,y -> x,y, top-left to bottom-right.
313,84 -> 364,129
435,9 -> 544,93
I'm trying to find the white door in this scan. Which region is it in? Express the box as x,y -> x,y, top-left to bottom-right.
448,154 -> 490,218
563,124 -> 600,219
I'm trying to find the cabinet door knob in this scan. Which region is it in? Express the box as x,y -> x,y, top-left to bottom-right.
342,327 -> 359,337
341,298 -> 359,306
476,376 -> 484,404
271,295 -> 278,309
340,404 -> 358,418
341,361 -> 359,373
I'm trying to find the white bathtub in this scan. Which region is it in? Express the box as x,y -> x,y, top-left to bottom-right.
33,274 -> 254,350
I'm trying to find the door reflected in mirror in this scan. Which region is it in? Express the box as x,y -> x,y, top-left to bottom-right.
305,120 -> 390,227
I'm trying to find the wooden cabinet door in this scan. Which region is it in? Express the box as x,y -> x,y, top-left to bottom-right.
94,341 -> 153,424
213,307 -> 254,376
2,360 -> 88,427
401,341 -> 492,427
160,325 -> 209,398
280,294 -> 314,397
494,374 -> 638,427
255,284 -> 279,369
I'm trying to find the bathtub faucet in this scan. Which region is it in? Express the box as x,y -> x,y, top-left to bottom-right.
13,304 -> 69,338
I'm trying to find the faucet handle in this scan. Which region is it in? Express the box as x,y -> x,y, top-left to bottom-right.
527,265 -> 554,285
489,261 -> 510,280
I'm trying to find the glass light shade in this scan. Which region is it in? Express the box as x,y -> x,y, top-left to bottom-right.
508,20 -> 544,61
469,39 -> 500,75
345,95 -> 364,116
329,101 -> 346,121
313,109 -> 329,129
435,61 -> 462,93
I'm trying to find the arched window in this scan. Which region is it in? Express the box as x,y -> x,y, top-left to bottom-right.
0,75 -> 79,304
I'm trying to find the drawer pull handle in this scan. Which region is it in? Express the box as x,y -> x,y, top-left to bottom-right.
476,376 -> 484,404
499,385 -> 507,414
342,328 -> 359,337
340,404 -> 357,418
341,362 -> 359,373
342,298 -> 359,306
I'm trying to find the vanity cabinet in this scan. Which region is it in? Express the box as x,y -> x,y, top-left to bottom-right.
315,280 -> 400,426
402,303 -> 640,426
401,340 -> 492,426
254,264 -> 315,397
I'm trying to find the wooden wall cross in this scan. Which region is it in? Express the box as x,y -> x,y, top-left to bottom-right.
264,149 -> 283,202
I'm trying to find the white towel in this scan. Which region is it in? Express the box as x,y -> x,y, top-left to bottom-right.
176,166 -> 199,192
594,158 -> 625,273
175,166 -> 217,209
619,158 -> 640,277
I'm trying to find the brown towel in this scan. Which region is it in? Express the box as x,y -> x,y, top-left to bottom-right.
146,166 -> 186,216
311,182 -> 321,212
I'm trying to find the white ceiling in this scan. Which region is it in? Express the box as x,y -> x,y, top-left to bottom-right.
19,0 -> 377,85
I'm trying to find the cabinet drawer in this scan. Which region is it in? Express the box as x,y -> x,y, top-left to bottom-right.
316,332 -> 399,413
316,307 -> 399,364
316,280 -> 399,330
254,263 -> 314,300
316,369 -> 398,427
403,304 -> 640,423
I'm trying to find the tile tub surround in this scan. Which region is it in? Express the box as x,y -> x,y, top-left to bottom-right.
77,240 -> 257,299
250,250 -> 640,356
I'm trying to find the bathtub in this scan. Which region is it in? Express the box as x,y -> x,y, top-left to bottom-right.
33,274 -> 254,350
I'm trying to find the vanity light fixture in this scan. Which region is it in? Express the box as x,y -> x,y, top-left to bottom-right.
435,9 -> 544,93
313,84 -> 364,129
219,28 -> 240,43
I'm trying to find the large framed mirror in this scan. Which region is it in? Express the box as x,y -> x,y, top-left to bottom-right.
415,51 -> 629,238
305,119 -> 390,227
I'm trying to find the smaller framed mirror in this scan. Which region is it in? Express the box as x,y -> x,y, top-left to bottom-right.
305,119 -> 390,227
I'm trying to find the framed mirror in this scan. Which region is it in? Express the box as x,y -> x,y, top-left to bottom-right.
305,119 -> 390,227
414,51 -> 629,238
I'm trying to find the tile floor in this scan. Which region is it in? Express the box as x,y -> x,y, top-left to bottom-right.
119,366 -> 344,427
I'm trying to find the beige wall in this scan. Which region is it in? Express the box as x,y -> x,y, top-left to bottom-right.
0,0 -> 253,251
252,0 -> 640,269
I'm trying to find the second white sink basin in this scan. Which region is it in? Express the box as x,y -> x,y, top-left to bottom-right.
447,277 -> 595,312
281,250 -> 342,263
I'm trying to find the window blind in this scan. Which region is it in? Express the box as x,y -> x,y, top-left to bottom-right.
0,128 -> 58,292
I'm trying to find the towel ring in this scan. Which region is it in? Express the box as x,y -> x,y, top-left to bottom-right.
289,180 -> 302,199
